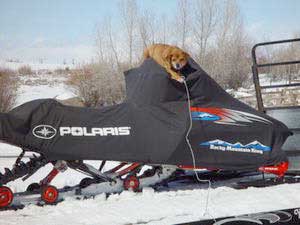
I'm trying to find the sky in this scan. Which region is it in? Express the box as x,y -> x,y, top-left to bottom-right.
0,0 -> 300,64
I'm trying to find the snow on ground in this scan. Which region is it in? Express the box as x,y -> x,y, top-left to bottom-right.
1,143 -> 300,225
14,70 -> 75,107
0,70 -> 299,225
0,145 -> 299,225
16,82 -> 75,107
0,143 -> 300,225
0,60 -> 75,71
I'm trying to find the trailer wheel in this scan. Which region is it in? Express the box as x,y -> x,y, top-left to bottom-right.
0,186 -> 13,208
41,185 -> 58,204
123,175 -> 140,192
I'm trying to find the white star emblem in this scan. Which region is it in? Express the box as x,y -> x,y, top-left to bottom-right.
37,127 -> 54,137
33,125 -> 57,139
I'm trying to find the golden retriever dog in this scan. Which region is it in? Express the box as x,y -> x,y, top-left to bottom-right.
143,44 -> 190,83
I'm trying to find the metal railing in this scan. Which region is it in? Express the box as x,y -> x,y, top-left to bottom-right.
251,38 -> 300,112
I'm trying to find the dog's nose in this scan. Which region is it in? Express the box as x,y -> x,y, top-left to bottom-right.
176,63 -> 180,69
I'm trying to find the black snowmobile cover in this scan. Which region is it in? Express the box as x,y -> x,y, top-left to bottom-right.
0,59 -> 291,170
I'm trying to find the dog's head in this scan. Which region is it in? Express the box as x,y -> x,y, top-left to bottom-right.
165,47 -> 190,71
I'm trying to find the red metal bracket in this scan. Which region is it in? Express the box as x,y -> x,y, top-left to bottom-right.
259,161 -> 289,177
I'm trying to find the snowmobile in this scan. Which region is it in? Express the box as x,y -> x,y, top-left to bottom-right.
176,38 -> 300,225
0,56 -> 294,209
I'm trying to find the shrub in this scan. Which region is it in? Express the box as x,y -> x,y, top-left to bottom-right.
54,68 -> 69,75
67,63 -> 125,108
18,65 -> 33,75
0,68 -> 18,112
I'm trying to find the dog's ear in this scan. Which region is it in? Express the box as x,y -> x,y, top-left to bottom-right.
162,49 -> 172,62
184,52 -> 190,58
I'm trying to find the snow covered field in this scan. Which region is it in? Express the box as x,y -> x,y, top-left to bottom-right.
0,68 -> 299,225
0,145 -> 299,225
0,60 -> 75,71
0,144 -> 299,225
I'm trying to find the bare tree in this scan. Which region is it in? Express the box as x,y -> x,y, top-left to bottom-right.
192,0 -> 219,64
159,14 -> 168,44
105,18 -> 122,71
120,0 -> 138,66
216,0 -> 241,47
88,0 -> 269,93
176,0 -> 189,49
138,11 -> 151,49
138,9 -> 156,50
95,22 -> 106,62
95,18 -> 121,70
193,0 -> 252,90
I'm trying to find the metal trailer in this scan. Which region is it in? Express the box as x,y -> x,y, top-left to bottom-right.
252,38 -> 300,172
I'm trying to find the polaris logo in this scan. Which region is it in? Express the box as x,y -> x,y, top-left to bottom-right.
33,125 -> 57,139
59,126 -> 131,136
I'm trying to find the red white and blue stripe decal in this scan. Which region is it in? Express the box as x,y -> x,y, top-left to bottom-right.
190,107 -> 272,126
